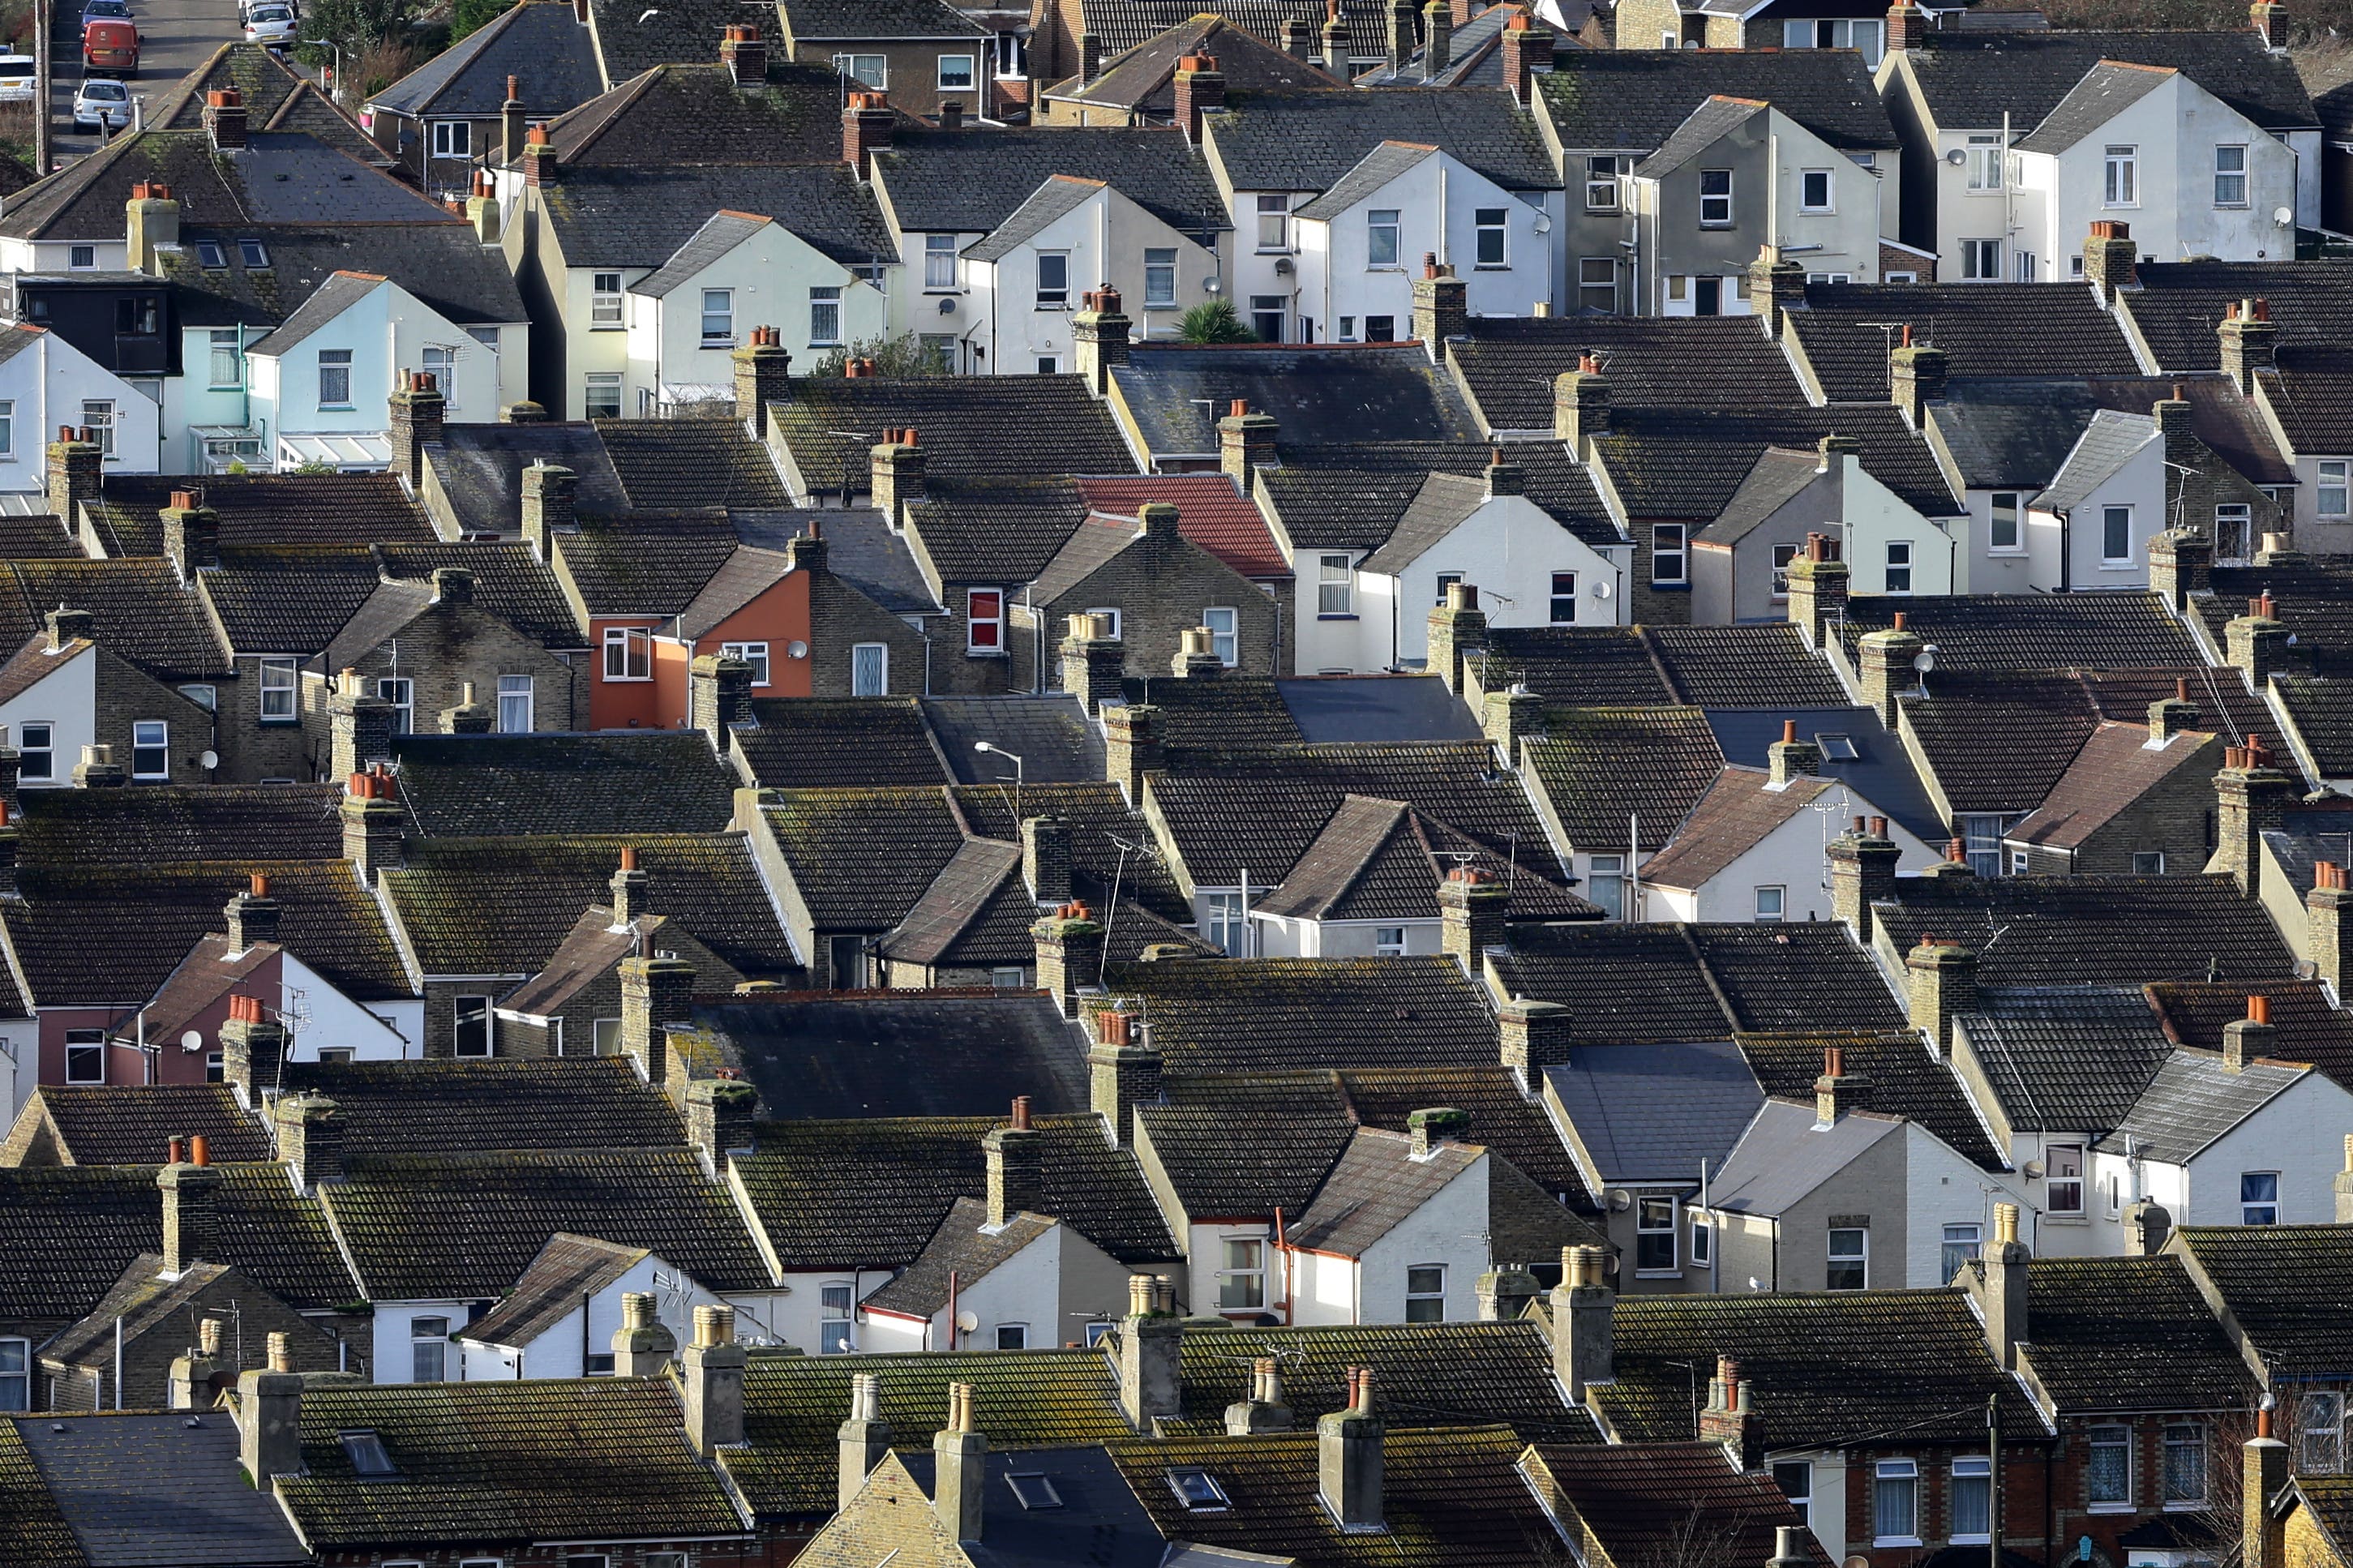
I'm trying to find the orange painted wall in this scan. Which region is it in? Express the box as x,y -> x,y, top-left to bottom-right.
586,617 -> 667,731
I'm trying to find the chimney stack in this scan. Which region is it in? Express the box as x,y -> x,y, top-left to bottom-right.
126,182 -> 179,275
204,88 -> 246,150
1483,683 -> 1545,760
1857,617 -> 1926,727
1422,0 -> 1451,71
1411,258 -> 1468,350
1438,866 -> 1509,970
169,1318 -> 221,1410
1172,623 -> 1225,680
159,491 -> 221,582
2214,735 -> 2296,898
619,951 -> 696,1085
2147,677 -> 2201,743
329,671 -> 398,781
1104,703 -> 1164,805
71,743 -> 126,789
1071,288 -> 1132,395
1172,54 -> 1224,144
1224,1355 -> 1294,1433
1553,357 -> 1610,457
341,766 -> 405,886
1697,1356 -> 1759,1469
732,324 -> 792,435
1784,533 -> 1848,650
688,653 -> 755,752
1217,401 -> 1279,484
1982,1202 -> 2029,1369
1321,4 -> 1347,72
1828,815 -> 1900,940
0,799 -> 21,902
683,1305 -> 748,1454
933,1382 -> 987,1542
46,426 -> 101,529
1885,0 -> 1925,49
502,75 -> 526,165
222,992 -> 287,1108
2227,595 -> 2291,688
1033,900 -> 1106,1017
1889,328 -> 1950,428
2085,221 -> 2138,306
1550,1245 -> 1613,1401
984,1095 -> 1045,1225
1428,581 -> 1487,694
2220,298 -> 2280,393
1387,0 -> 1415,68
1408,1106 -> 1470,1159
843,91 -> 894,179
1748,245 -> 1807,321
521,125 -> 558,186
1060,613 -> 1125,715
686,1076 -> 760,1165
1022,815 -> 1073,906
273,1092 -> 344,1191
2322,863 -> 2353,1000
721,22 -> 767,85
612,1291 -> 677,1376
1498,996 -> 1571,1088
2149,528 -> 2214,610
1281,17 -> 1312,59
1501,12 -> 1553,105
1768,718 -> 1824,787
1814,1045 -> 1868,1125
1089,1003 -> 1161,1145
610,846 -> 648,927
236,1332 -> 304,1487
1907,935 -> 1978,1055
2334,1133 -> 2353,1223
2246,1406 -> 2291,1568
2251,0 -> 2288,47
387,371 -> 446,493
1318,1367 -> 1385,1531
159,1136 -> 221,1274
1115,1272 -> 1182,1431
838,1372 -> 893,1509
520,461 -> 576,559
225,872 -> 279,954
870,427 -> 927,528
2223,992 -> 2275,1073
1476,1264 -> 1541,1322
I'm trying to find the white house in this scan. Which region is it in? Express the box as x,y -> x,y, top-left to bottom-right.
244,271 -> 512,472
625,210 -> 888,413
457,1235 -> 734,1380
1691,442 -> 1958,620
959,177 -> 1219,375
0,636 -> 96,792
0,321 -> 160,491
1637,763 -> 1942,924
2008,66 -> 2300,280
1279,1123 -> 1497,1326
854,1197 -> 1136,1352
1290,142 -> 1557,344
2024,409 -> 2164,591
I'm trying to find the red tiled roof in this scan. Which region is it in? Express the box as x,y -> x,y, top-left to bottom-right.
1074,473 -> 1291,581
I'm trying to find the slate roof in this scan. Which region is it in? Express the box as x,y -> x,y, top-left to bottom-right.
15,784 -> 343,866
1271,439 -> 1622,551
8,1085 -> 272,1166
2036,410 -> 2159,512
1702,706 -> 1946,845
279,1057 -> 687,1159
2202,563 -> 2353,679
1635,767 -> 1834,891
1872,876 -> 2297,989
859,1202 -> 1061,1319
548,508 -> 739,616
591,417 -> 791,509
1207,87 -> 1559,192
1957,985 -> 2177,1133
1134,1095 -> 1357,1218
2145,979 -> 2353,1095
0,1418 -> 82,1568
1275,675 -> 1485,744
697,994 -> 1091,1120
1054,12 -> 1339,114
1284,1126 -> 1481,1255
1933,375 -> 2292,491
2017,60 -> 2183,152
735,696 -> 948,788
461,1232 -> 649,1348
876,125 -> 1230,235
1597,402 -> 1963,520
1835,591 -> 2203,673
542,163 -> 897,269
1788,283 -> 2141,401
1252,794 -> 1594,922
1738,1030 -> 2005,1169
1904,28 -> 2316,134
428,423 -> 630,533
2008,723 -> 2214,851
925,695 -> 1104,782
542,56 -> 855,162
1635,94 -> 1771,179
2126,261 -> 2353,372
9,1410 -> 311,1566
2171,1224 -> 2353,1378
2108,1049 -> 2309,1163
1696,445 -> 1825,548
1521,705 -> 1725,850
371,0 -> 606,119
389,732 -> 739,836
1979,1255 -> 2254,1412
1111,344 -> 1483,460
1545,1041 -> 1762,1186
872,838 -> 1031,966
1535,47 -> 1898,152
774,380 -> 1137,499
277,1377 -> 745,1550
369,540 -> 583,648
1529,1442 -> 1824,1568
1097,954 -> 1498,1074
1705,1100 -> 1908,1217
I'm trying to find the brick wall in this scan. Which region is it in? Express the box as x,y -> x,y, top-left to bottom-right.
38,1278 -> 364,1411
1018,525 -> 1280,690
93,649 -> 216,786
295,603 -> 585,770
220,655 -> 311,783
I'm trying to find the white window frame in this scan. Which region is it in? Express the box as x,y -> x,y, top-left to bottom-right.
1366,208 -> 1401,269
2088,1423 -> 2133,1508
1218,1236 -> 1267,1310
1774,1461 -> 1811,1527
1699,169 -> 1734,227
1144,246 -> 1177,306
701,287 -> 735,347
2134,850 -> 2166,874
924,233 -> 958,291
422,346 -> 457,411
2320,460 -> 2349,518
2240,1171 -> 2281,1225
1206,891 -> 1245,953
851,642 -> 889,696
1588,853 -> 1626,919
1963,238 -> 2001,280
1827,1226 -> 1867,1289
2104,144 -> 2138,208
1754,885 -> 1785,923
2047,1142 -> 2085,1214
0,1336 -> 27,1412
832,52 -> 886,87
410,1316 -> 449,1383
2163,1424 -> 2207,1507
1886,539 -> 1914,593
603,626 -> 652,681
1690,1210 -> 1711,1266
1989,491 -> 2022,552
1035,251 -> 1069,308
131,719 -> 168,780
1652,524 -> 1687,585
69,243 -> 96,270
2215,143 -> 2249,208
1473,207 -> 1508,268
452,996 -> 493,1059
208,328 -> 242,389
316,350 -> 352,409
1635,1194 -> 1678,1274
938,53 -> 975,88
259,658 -> 298,721
583,372 -> 622,420
722,640 -> 771,687
809,285 -> 842,347
1404,1263 -> 1447,1322
1940,1223 -> 1981,1282
1950,1456 -> 1993,1543
967,589 -> 1005,652
1799,168 -> 1833,213
1202,606 -> 1237,666
2102,504 -> 2134,565
1374,925 -> 1406,956
2301,1393 -> 2343,1473
591,271 -> 624,328
1873,1459 -> 1920,1544
431,119 -> 471,158
1318,555 -> 1353,615
1549,571 -> 1578,624
1256,193 -> 1291,252
64,1027 -> 106,1083
496,675 -> 534,733
1584,155 -> 1618,211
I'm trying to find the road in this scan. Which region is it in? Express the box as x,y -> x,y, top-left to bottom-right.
44,0 -> 242,161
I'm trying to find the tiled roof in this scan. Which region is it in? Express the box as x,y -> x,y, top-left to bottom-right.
1991,1255 -> 2255,1412
1063,0 -> 1391,62
2109,1049 -> 2308,1163
1522,705 -> 1725,851
2008,723 -> 2214,850
861,1198 -> 1056,1317
1936,375 -> 2292,491
8,859 -> 407,1006
696,994 -> 1091,1120
774,380 -> 1138,498
461,1232 -> 649,1348
1055,12 -> 1339,113
1098,954 -> 1497,1074
1647,623 -> 1849,709
1545,1041 -> 1761,1186
0,1418 -> 88,1568
371,541 -> 583,649
1596,402 -> 1962,521
0,559 -> 229,679
1901,672 -> 2109,815
371,0 -> 606,118
2205,562 -> 2353,679
1465,627 -> 1674,707
1531,1442 -> 1824,1568
1957,985 -> 2175,1133
1872,875 -> 2296,989
1335,1066 -> 1592,1207
1111,345 -> 1484,461
1537,47 -> 1898,152
735,697 -> 949,788
902,481 -> 1091,585
548,509 -> 739,617
1635,768 -> 1833,891
1074,473 -> 1289,581
200,545 -> 386,653
544,56 -> 857,161
0,511 -> 79,559
1135,1096 -> 1357,1219
877,125 -> 1229,236
1253,794 -> 1597,923
1837,591 -> 2204,674
1205,87 -> 1559,192
15,784 -> 343,866
1738,1030 -> 2005,1170
383,833 -> 794,978
2278,675 -> 2353,774
1687,924 -> 1910,1034
93,473 -> 435,555
277,1377 -> 744,1549
2123,259 -> 2353,372
1905,28 -> 2315,135
1787,283 -> 2141,401
953,782 -> 1190,921
324,1146 -> 772,1298
9,1085 -> 271,1166
578,168 -> 889,276
390,732 -> 739,836
1491,924 -> 1736,1044
1597,1288 -> 2045,1448
592,417 -> 791,509
1128,678 -> 1305,755
873,838 -> 1027,967
281,1057 -> 687,1159
2257,362 -> 2353,455
2172,1224 -> 2353,1378
1285,1126 -> 1480,1255
2145,979 -> 2353,1095
760,786 -> 965,929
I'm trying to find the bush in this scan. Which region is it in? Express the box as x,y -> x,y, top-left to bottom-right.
1178,298 -> 1258,345
811,331 -> 951,377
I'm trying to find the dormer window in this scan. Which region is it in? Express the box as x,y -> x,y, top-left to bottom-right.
338,1429 -> 397,1477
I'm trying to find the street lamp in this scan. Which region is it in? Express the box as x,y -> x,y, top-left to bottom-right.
974,740 -> 1022,820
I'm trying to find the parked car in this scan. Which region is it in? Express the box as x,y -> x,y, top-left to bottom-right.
79,0 -> 131,35
72,76 -> 131,131
82,19 -> 138,75
242,3 -> 295,43
0,56 -> 32,103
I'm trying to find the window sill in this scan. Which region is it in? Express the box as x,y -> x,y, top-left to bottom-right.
2088,1505 -> 2136,1515
588,323 -> 626,332
319,405 -> 356,413
2099,562 -> 2138,571
1317,613 -> 1359,621
1650,581 -> 1691,592
810,341 -> 842,350
966,649 -> 1008,658
1875,1540 -> 1925,1549
2042,1213 -> 2088,1225
1472,263 -> 1510,272
1254,249 -> 1294,256
2215,203 -> 2252,212
2162,1502 -> 2209,1513
1952,1536 -> 1991,1546
259,718 -> 299,726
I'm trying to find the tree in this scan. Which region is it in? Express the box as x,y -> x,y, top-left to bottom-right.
1178,298 -> 1258,345
449,0 -> 513,41
811,331 -> 950,378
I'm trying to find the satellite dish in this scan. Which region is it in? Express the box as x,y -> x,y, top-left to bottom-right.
1203,276 -> 1222,294
1945,148 -> 1967,165
1914,643 -> 1938,673
787,640 -> 809,659
938,295 -> 958,315
1604,1188 -> 1632,1212
179,1030 -> 203,1052
199,749 -> 219,769
2274,206 -> 2295,227
1591,580 -> 1614,599
955,1309 -> 979,1335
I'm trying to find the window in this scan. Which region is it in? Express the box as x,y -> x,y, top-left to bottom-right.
1474,208 -> 1507,267
1434,572 -> 1464,606
1690,1210 -> 1711,1266
1652,525 -> 1687,585
82,401 -> 114,458
1144,247 -> 1176,307
411,1316 -> 449,1382
1256,192 -> 1290,251
1579,257 -> 1617,314
2214,144 -> 2250,207
65,1028 -> 105,1083
468,327 -> 499,357
10,719 -> 54,783
1338,316 -> 1357,341
1168,1467 -> 1232,1510
2134,850 -> 2166,874
195,239 -> 226,269
2216,502 -> 2252,562
1886,540 -> 1913,594
1800,169 -> 1832,212
851,642 -> 889,696
2015,251 -> 2038,282
1769,542 -> 1800,600
422,346 -> 456,409
1827,1227 -> 1867,1289
1635,1194 -> 1677,1272
205,1051 -> 225,1082
1361,314 -> 1394,344
2302,1393 -> 2343,1472
1549,572 -> 1578,624
1816,733 -> 1858,762
821,1282 -> 855,1352
1773,1462 -> 1811,1527
1318,555 -> 1352,615
1206,891 -> 1245,953
1366,208 -> 1400,268
591,272 -> 624,327
0,1337 -> 25,1412
2104,145 -> 2138,206
316,1047 -> 355,1065
131,720 -> 167,779
69,244 -> 96,269
340,1429 -> 397,1476
431,119 -> 470,158
1202,606 -> 1237,665
1588,854 -> 1626,919
1218,1237 -> 1266,1309
1754,885 -> 1785,923
2102,504 -> 2133,563
208,328 -> 242,388
604,626 -> 652,681
1942,1223 -> 1982,1282
2164,1424 -> 2206,1506
967,589 -> 1005,651
1873,1459 -> 1918,1543
2321,461 -> 2349,517
1584,156 -> 1619,210
925,233 -> 958,290
993,1322 -> 1028,1349
496,675 -> 534,733
1006,1472 -> 1061,1509
453,996 -> 492,1058
2089,1424 -> 2132,1506
700,287 -> 734,346
317,349 -> 352,409
1990,491 -> 2021,551
1375,926 -> 1406,955
722,640 -> 770,687
1404,1264 -> 1446,1322
1035,356 -> 1059,375
1963,238 -> 2001,280
2047,1142 -> 2085,1214
808,285 -> 842,347
584,373 -> 621,420
1035,251 -> 1069,307
2241,1171 -> 2281,1225
936,52 -> 976,87
1699,169 -> 1733,226
833,51 -> 886,85
1951,1458 -> 1992,1540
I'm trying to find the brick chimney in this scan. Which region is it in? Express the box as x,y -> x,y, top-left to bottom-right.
870,427 -> 927,527
158,490 -> 221,581
2220,298 -> 2279,393
2085,221 -> 2138,306
204,88 -> 246,151
1814,1044 -> 1867,1124
1281,17 -> 1312,59
44,606 -> 92,653
1090,1003 -> 1161,1145
273,1091 -> 345,1191
2214,735 -> 2295,898
1022,816 -> 1072,906
388,371 -> 446,491
0,800 -> 21,902
1785,533 -> 1848,650
2311,861 -> 2351,995
843,92 -> 894,179
1498,996 -> 1571,1086
2149,527 -> 2213,610
2247,1406 -> 2292,1568
1856,615 -> 1925,726
608,846 -> 648,927
71,743 -> 125,789
984,1095 -> 1045,1225
169,1318 -> 221,1410
1554,356 -> 1609,457
440,680 -> 493,734
1061,613 -> 1125,714
1078,30 -> 1104,81
222,992 -> 286,1106
1172,625 -> 1224,680
1981,1201 -> 2029,1367
1072,287 -> 1132,395
1318,1367 -> 1385,1531
1889,326 -> 1949,428
1907,933 -> 1977,1055
2251,0 -> 2288,46
688,653 -> 754,751
1885,0 -> 1925,50
614,1291 -> 676,1376
1387,0 -> 1416,68
1549,1244 -> 1612,1401
225,872 -> 279,954
2222,992 -> 2275,1073
1748,245 -> 1807,321
521,125 -> 559,186
1218,401 -> 1279,483
1428,581 -> 1487,693
1439,865 -> 1509,968
502,75 -> 526,165
341,767 -> 405,886
46,426 -> 101,526
1173,54 -> 1224,144
683,1305 -> 747,1453
1501,11 -> 1552,105
619,949 -> 695,1083
329,669 -> 399,779
2147,676 -> 2201,742
520,461 -> 576,559
1768,718 -> 1824,787
1408,1106 -> 1469,1159
1321,6 -> 1348,72
1411,257 -> 1468,349
686,1076 -> 760,1164
1476,1265 -> 1540,1322
722,22 -> 767,85
934,1382 -> 987,1541
236,1332 -> 304,1486
732,324 -> 791,435
1115,1272 -> 1182,1430
1033,900 -> 1106,1017
127,182 -> 179,275
838,1373 -> 893,1509
159,1134 -> 221,1273
1225,1356 -> 1294,1433
1828,814 -> 1901,941
1697,1356 -> 1759,1469
1104,703 -> 1164,804
1485,448 -> 1524,499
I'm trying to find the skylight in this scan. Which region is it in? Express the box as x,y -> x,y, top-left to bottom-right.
1166,1467 -> 1231,1510
338,1429 -> 396,1477
1005,1472 -> 1062,1510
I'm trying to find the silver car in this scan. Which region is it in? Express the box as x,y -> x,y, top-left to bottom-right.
73,76 -> 131,130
